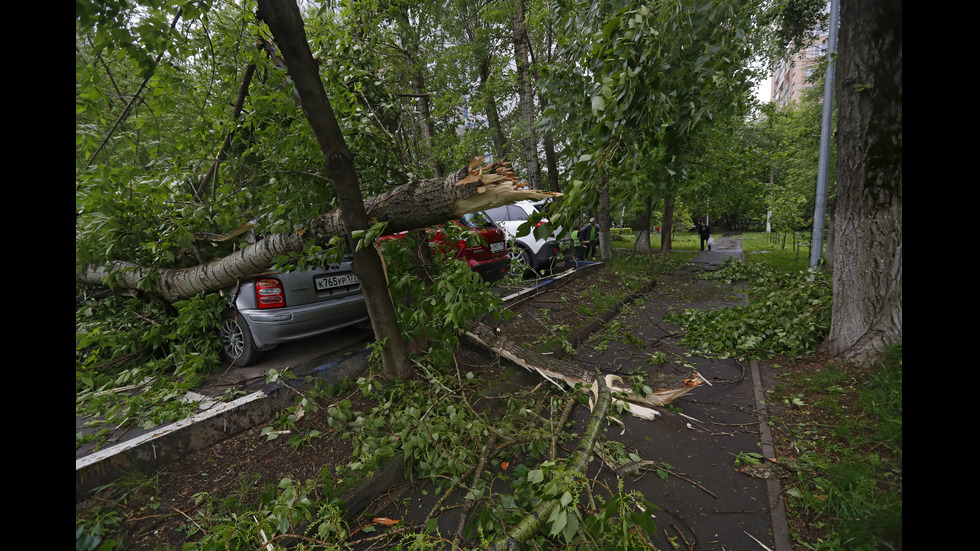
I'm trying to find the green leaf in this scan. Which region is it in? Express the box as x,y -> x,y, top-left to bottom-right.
591,95 -> 606,114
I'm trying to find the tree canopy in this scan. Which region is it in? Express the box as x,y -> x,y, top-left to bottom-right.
76,0 -> 900,387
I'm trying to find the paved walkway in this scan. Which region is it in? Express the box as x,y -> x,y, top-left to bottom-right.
572,233 -> 789,550
691,233 -> 745,266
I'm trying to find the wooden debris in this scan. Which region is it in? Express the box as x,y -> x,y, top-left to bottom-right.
452,159 -> 561,215
464,323 -> 702,421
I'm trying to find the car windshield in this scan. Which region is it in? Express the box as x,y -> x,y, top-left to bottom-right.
459,211 -> 497,229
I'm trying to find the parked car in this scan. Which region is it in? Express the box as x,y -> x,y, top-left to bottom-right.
383,211 -> 511,283
483,200 -> 574,275
219,259 -> 369,367
436,211 -> 511,283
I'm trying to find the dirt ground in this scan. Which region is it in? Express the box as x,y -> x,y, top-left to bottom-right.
76,261 -> 848,550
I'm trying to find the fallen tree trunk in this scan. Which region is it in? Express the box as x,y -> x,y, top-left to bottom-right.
76,158 -> 558,302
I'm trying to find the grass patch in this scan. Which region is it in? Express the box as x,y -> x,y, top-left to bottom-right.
741,231 -> 816,273
774,347 -> 903,550
666,230 -> 702,251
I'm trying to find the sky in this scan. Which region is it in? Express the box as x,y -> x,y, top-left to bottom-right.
754,76 -> 772,104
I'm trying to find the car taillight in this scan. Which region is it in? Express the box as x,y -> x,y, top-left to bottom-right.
255,278 -> 285,309
534,221 -> 557,238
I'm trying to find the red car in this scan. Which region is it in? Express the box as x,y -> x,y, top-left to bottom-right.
384,211 -> 511,283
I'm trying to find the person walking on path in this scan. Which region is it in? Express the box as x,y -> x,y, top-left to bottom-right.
698,221 -> 711,251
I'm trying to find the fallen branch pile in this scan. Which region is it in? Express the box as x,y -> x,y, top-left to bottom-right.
465,322 -> 704,422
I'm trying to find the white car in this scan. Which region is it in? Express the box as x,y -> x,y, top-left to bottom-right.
483,201 -> 574,275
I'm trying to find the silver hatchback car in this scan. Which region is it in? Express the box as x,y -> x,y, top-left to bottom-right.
219,260 -> 369,367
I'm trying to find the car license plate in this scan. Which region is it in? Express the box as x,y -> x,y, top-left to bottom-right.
490,241 -> 504,253
315,273 -> 359,291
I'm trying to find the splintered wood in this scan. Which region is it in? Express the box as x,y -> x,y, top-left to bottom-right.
465,323 -> 703,421
452,156 -> 562,215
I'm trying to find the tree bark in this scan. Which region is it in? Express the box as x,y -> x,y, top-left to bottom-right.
635,195 -> 658,276
255,0 -> 413,378
479,57 -> 510,161
398,6 -> 443,178
659,193 -> 675,262
511,0 -> 541,190
634,198 -> 652,254
597,181 -> 613,261
820,0 -> 902,366
530,17 -> 560,194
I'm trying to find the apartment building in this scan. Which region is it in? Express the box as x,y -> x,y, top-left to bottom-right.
770,36 -> 829,106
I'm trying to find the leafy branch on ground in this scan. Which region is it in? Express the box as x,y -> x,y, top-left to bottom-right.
666,257 -> 832,359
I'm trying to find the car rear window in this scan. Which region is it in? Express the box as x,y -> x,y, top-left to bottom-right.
458,211 -> 498,229
484,205 -> 528,222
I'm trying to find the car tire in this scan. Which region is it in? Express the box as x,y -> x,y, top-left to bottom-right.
219,310 -> 261,367
509,246 -> 535,277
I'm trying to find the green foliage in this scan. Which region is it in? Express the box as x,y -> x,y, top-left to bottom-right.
734,451 -> 764,467
542,0 -> 769,235
379,228 -> 511,362
75,2 -> 862,547
76,292 -> 226,449
76,509 -> 121,551
760,95 -> 837,234
580,479 -> 659,549
182,477 -> 351,549
684,114 -> 774,231
667,258 -> 832,359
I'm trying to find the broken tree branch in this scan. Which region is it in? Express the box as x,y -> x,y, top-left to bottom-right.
464,322 -> 703,421
488,376 -> 611,551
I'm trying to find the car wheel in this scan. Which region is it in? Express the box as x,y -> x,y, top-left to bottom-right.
509,246 -> 534,277
219,310 -> 261,367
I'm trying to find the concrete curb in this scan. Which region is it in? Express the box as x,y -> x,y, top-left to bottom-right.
499,260 -> 604,304
75,349 -> 371,501
750,358 -> 793,551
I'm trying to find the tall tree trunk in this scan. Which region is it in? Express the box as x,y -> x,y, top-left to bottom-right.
597,181 -> 613,261
256,0 -> 412,379
820,0 -> 902,365
825,207 -> 835,269
412,71 -> 443,178
478,59 -> 510,161
532,17 -> 560,193
541,130 -> 560,192
634,196 -> 652,255
659,193 -> 675,262
511,0 -> 541,190
399,4 -> 443,179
